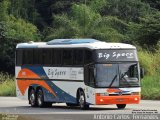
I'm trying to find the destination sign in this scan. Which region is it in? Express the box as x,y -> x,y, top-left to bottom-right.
95,49 -> 138,62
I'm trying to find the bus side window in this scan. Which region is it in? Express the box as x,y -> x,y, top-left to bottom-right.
23,49 -> 33,65
63,49 -> 73,65
52,49 -> 55,65
16,49 -> 23,66
34,49 -> 39,64
84,50 -> 92,64
54,49 -> 62,66
73,49 -> 84,65
43,49 -> 52,65
33,49 -> 42,65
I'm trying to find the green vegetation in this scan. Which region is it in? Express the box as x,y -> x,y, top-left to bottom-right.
138,48 -> 160,100
141,76 -> 160,100
0,0 -> 159,99
0,73 -> 16,96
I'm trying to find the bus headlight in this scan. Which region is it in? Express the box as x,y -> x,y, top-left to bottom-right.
134,98 -> 138,101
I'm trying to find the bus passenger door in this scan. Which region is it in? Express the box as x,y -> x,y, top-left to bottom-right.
84,65 -> 96,104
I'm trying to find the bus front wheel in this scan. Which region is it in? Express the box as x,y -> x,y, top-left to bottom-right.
78,90 -> 89,110
29,89 -> 37,107
116,104 -> 126,109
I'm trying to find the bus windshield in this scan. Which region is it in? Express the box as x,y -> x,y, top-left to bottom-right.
95,63 -> 140,88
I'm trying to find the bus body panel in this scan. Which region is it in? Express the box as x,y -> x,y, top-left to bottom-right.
16,66 -> 92,104
16,62 -> 141,105
52,81 -> 85,103
85,86 -> 96,104
95,87 -> 141,105
15,39 -> 141,107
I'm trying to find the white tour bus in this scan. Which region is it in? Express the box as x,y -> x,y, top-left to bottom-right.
15,39 -> 143,109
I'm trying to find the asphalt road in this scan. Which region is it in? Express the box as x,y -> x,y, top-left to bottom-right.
0,97 -> 160,120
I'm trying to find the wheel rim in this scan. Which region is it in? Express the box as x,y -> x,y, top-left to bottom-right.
37,91 -> 42,106
79,92 -> 84,108
30,92 -> 35,105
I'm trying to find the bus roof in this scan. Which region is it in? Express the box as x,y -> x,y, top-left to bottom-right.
16,39 -> 136,49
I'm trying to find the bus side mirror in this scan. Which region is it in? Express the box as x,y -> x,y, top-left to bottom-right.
140,68 -> 144,79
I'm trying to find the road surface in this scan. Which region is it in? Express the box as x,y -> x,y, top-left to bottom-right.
0,97 -> 159,120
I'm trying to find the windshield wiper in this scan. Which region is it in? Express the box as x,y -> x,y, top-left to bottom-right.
109,75 -> 117,87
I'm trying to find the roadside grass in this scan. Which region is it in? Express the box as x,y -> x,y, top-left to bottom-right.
0,73 -> 16,96
138,48 -> 160,100
138,49 -> 160,76
141,76 -> 160,100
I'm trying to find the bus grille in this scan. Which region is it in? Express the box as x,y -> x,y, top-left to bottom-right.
109,93 -> 131,96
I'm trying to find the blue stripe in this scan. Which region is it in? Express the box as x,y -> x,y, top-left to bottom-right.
22,66 -> 48,79
45,81 -> 77,103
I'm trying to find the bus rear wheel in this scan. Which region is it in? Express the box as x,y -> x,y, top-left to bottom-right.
37,88 -> 52,108
116,104 -> 126,109
78,90 -> 89,110
29,89 -> 37,107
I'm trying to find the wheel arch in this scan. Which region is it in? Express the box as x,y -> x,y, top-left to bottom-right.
76,88 -> 84,103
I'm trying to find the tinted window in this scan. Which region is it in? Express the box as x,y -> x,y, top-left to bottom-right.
63,49 -> 73,65
16,49 -> 23,66
84,65 -> 95,87
33,49 -> 42,64
23,49 -> 33,65
54,49 -> 62,65
43,49 -> 52,65
52,49 -> 55,64
73,49 -> 84,65
84,50 -> 92,64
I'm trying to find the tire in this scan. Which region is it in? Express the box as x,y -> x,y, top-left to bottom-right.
29,89 -> 37,107
116,104 -> 126,109
66,103 -> 77,107
45,102 -> 53,107
37,88 -> 45,107
37,88 -> 52,108
78,90 -> 89,110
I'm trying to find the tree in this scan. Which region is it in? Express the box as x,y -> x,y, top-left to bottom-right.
135,12 -> 160,49
0,22 -> 7,39
142,0 -> 160,10
0,0 -> 9,21
6,15 -> 40,41
45,4 -> 128,42
99,0 -> 151,22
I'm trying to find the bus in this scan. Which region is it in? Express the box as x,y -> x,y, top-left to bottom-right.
15,39 -> 143,109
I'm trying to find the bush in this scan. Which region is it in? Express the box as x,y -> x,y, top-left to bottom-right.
138,48 -> 160,100
0,38 -> 22,74
0,73 -> 16,96
6,15 -> 40,41
138,49 -> 160,76
141,76 -> 160,100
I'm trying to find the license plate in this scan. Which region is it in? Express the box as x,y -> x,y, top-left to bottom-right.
116,98 -> 124,102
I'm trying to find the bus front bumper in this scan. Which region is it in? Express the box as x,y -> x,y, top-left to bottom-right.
95,95 -> 140,105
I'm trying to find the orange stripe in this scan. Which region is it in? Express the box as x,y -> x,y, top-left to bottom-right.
18,68 -> 40,79
107,88 -> 122,93
96,95 -> 140,105
17,69 -> 56,96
